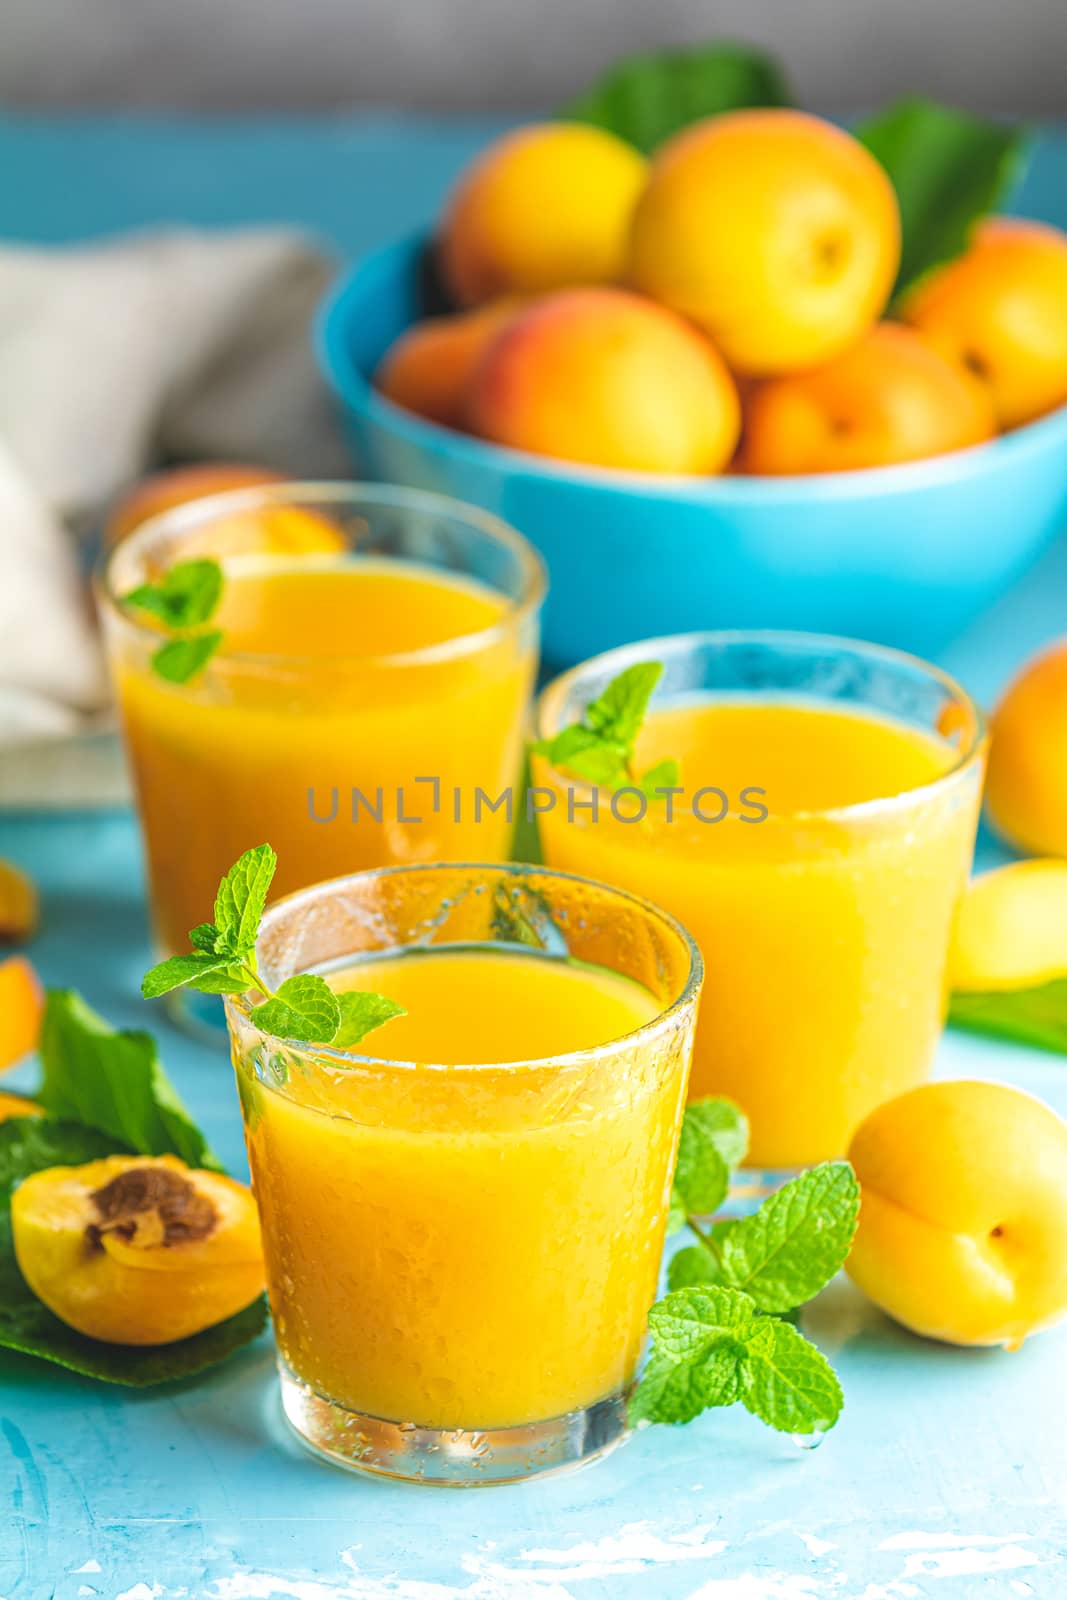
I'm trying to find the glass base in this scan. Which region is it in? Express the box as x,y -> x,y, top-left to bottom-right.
278,1359 -> 630,1485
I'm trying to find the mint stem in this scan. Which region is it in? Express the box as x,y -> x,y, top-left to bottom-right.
688,1215 -> 726,1268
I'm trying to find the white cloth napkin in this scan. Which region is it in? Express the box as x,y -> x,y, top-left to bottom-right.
0,228 -> 350,778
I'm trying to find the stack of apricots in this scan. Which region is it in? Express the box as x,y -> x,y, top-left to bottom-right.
373,111 -> 1067,476
0,858 -> 43,1115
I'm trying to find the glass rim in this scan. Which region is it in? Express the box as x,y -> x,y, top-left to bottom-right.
534,627 -> 988,826
97,480 -> 547,672
223,859 -> 704,1074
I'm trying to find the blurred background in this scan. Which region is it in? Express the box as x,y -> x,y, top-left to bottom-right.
3,0 -> 1067,809
3,0 -> 1066,115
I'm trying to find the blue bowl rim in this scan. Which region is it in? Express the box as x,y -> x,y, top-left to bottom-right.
316,230 -> 1067,505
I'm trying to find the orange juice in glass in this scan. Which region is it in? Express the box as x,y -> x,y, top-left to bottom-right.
534,632 -> 985,1177
224,862 -> 701,1483
100,485 -> 544,984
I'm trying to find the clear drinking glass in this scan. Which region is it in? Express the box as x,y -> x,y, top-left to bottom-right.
224,862 -> 702,1485
534,630 -> 986,1184
99,483 -> 545,969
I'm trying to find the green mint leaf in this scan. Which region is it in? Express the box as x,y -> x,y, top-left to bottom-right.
629,1344 -> 744,1425
670,1097 -> 748,1219
565,42 -> 792,154
152,630 -> 223,684
332,991 -> 406,1048
667,1243 -> 721,1292
490,882 -> 569,954
740,1316 -> 843,1435
949,979 -> 1067,1055
0,1117 -> 265,1386
536,661 -> 677,793
716,1161 -> 860,1313
671,1137 -> 728,1221
124,559 -> 223,629
639,758 -> 681,798
648,1284 -> 762,1364
585,661 -> 662,747
856,97 -> 1029,294
510,747 -> 544,866
38,990 -> 221,1171
665,1191 -> 687,1237
534,724 -> 629,787
551,740 -> 630,788
249,974 -> 341,1044
189,923 -> 221,953
213,844 -> 277,956
141,953 -> 247,999
682,1098 -> 750,1172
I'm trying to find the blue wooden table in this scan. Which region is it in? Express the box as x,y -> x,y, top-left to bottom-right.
3,114 -> 1067,1600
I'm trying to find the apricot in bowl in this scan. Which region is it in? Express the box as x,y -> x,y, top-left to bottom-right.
317,233 -> 1067,666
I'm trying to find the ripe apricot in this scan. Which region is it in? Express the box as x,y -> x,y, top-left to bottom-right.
950,861 -> 1067,991
438,122 -> 647,306
13,1154 -> 264,1344
847,1080 -> 1067,1347
985,639 -> 1067,856
0,860 -> 38,943
108,463 -> 345,564
0,957 -> 43,1073
466,287 -> 740,474
107,464 -> 283,547
903,218 -> 1067,429
0,1091 -> 43,1122
742,323 -> 996,474
374,299 -> 521,428
628,109 -> 900,374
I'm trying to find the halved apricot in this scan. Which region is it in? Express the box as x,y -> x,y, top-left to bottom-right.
12,1153 -> 264,1344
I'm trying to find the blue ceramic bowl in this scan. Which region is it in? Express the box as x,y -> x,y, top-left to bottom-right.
316,232 -> 1067,669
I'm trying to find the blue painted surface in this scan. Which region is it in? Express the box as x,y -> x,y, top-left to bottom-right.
1,113 -> 1067,1598
318,232 -> 1067,670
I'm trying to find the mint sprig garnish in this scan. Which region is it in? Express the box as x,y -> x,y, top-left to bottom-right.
123,557 -> 226,684
534,661 -> 679,797
636,1098 -> 858,1438
141,844 -> 405,1049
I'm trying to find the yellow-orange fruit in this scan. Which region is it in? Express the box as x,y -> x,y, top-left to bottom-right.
466,287 -> 740,475
0,1091 -> 43,1122
0,860 -> 38,943
628,109 -> 900,374
0,957 -> 43,1072
986,639 -> 1067,856
438,123 -> 647,306
374,300 -> 522,427
847,1080 -> 1067,1348
107,464 -> 284,547
742,323 -> 996,474
107,464 -> 345,564
903,218 -> 1067,429
950,861 -> 1067,991
13,1154 -> 264,1344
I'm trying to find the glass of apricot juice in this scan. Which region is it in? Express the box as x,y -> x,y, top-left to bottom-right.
100,484 -> 544,989
224,862 -> 702,1483
534,631 -> 986,1181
